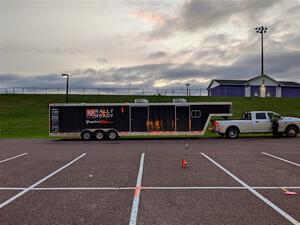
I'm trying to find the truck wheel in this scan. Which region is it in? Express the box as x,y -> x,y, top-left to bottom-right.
107,130 -> 118,140
81,130 -> 93,141
95,130 -> 105,141
226,127 -> 239,139
286,126 -> 298,137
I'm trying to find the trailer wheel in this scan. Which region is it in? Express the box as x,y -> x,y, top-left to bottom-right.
107,130 -> 118,140
95,130 -> 105,141
81,130 -> 93,141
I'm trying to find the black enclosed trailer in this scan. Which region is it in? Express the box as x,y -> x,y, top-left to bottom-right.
49,101 -> 232,140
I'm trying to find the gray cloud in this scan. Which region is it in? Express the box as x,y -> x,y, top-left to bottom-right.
97,58 -> 108,63
0,47 -> 83,55
1,49 -> 299,90
147,51 -> 168,59
1,0 -> 299,91
150,0 -> 282,38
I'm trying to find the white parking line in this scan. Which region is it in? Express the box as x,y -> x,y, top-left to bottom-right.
31,187 -> 135,190
0,187 -> 135,191
262,152 -> 300,167
1,186 -> 300,191
201,153 -> 300,225
129,153 -> 145,225
0,153 -> 28,163
142,186 -> 300,190
0,153 -> 87,209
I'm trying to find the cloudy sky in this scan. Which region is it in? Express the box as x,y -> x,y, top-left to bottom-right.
0,0 -> 299,90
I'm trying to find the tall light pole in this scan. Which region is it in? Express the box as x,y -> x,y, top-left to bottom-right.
185,83 -> 190,96
255,26 -> 268,75
61,74 -> 69,103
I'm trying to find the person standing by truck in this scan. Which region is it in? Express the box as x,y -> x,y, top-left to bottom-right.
271,114 -> 280,138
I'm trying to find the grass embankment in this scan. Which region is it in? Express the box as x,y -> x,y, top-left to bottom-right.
0,94 -> 299,138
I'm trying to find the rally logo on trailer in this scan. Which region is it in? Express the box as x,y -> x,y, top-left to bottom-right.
86,108 -> 114,119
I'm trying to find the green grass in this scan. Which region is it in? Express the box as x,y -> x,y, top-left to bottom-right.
0,94 -> 299,138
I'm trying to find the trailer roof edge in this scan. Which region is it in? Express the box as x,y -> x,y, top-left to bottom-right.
49,102 -> 232,107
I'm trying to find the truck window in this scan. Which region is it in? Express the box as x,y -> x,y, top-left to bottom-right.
242,112 -> 252,120
267,112 -> 281,120
267,113 -> 274,120
256,113 -> 267,120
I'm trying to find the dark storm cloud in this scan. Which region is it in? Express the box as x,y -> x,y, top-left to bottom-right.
150,0 -> 281,38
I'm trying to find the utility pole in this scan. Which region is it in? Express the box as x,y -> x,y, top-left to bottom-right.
185,83 -> 190,96
255,26 -> 268,75
61,74 -> 69,103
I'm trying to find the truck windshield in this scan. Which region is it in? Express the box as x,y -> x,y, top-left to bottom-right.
241,112 -> 252,120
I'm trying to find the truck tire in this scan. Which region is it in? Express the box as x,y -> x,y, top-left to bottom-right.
95,130 -> 105,141
81,130 -> 93,141
226,127 -> 239,139
285,126 -> 299,137
107,130 -> 118,140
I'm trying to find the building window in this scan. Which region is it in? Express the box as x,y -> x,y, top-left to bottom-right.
191,110 -> 201,118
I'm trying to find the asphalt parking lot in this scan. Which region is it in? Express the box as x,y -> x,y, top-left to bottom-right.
0,138 -> 299,225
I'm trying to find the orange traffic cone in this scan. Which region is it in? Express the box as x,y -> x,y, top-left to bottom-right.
181,159 -> 188,169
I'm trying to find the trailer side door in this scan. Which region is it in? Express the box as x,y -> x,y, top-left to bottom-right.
130,106 -> 148,132
176,106 -> 190,131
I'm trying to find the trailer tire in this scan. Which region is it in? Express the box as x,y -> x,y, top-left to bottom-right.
225,127 -> 240,139
107,130 -> 118,140
81,130 -> 93,141
95,130 -> 105,141
285,125 -> 299,138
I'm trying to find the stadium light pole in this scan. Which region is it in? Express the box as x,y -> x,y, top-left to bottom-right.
255,26 -> 268,75
185,83 -> 190,96
61,74 -> 69,103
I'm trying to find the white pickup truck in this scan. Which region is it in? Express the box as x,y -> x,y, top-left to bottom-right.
211,111 -> 300,139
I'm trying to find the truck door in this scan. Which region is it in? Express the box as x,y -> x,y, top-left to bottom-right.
253,112 -> 272,132
176,106 -> 189,131
130,107 -> 148,132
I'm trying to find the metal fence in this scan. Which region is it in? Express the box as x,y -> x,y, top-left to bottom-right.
0,87 -> 208,96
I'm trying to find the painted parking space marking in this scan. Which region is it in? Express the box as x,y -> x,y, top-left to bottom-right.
141,186 -> 300,190
129,153 -> 145,225
262,152 -> 300,167
0,187 -> 135,191
1,186 -> 300,191
201,153 -> 300,225
0,153 -> 28,164
0,153 -> 87,209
